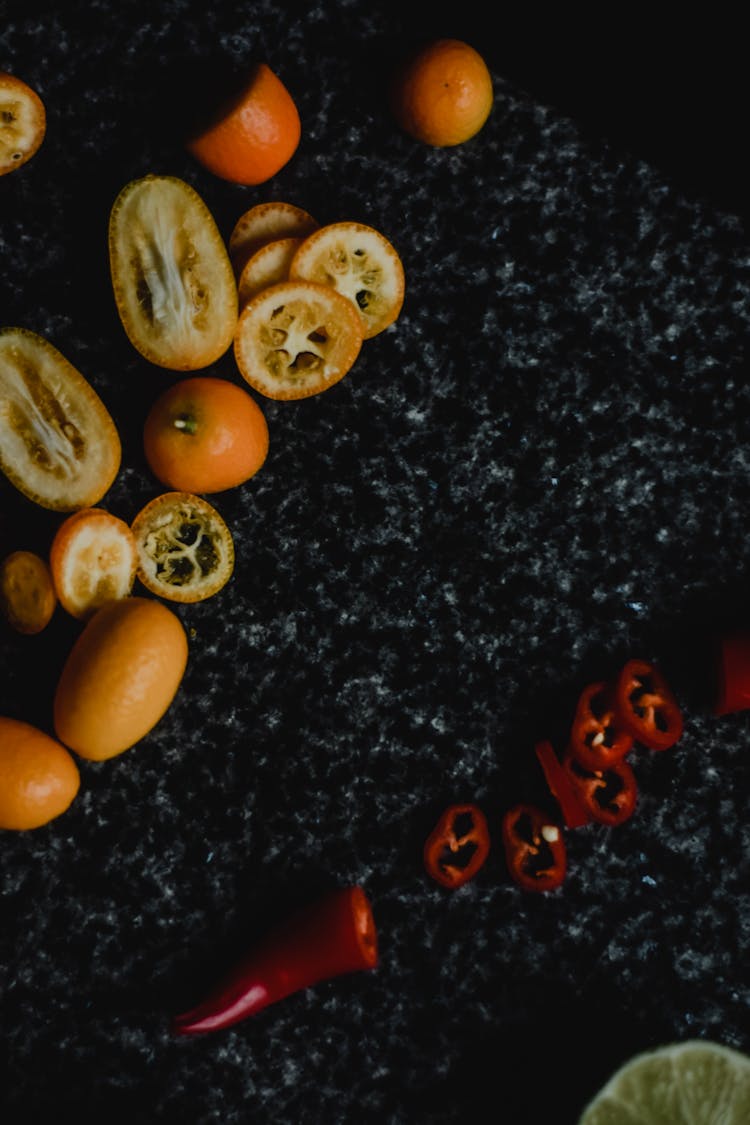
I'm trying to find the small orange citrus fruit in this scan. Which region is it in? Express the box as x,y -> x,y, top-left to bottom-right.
229,201 -> 318,277
0,550 -> 57,635
0,327 -> 121,512
143,376 -> 269,493
0,716 -> 80,830
234,279 -> 364,400
49,508 -> 137,620
108,176 -> 238,372
187,63 -> 301,186
131,492 -> 235,603
389,38 -> 493,147
0,72 -> 46,176
237,236 -> 302,306
53,596 -> 188,761
290,222 -> 405,339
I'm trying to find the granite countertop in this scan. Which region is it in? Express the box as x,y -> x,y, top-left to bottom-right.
2,3 -> 749,1123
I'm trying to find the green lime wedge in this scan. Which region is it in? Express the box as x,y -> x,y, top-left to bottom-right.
578,1040 -> 750,1124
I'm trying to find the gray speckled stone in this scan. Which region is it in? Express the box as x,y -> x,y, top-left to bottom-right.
2,3 -> 750,1123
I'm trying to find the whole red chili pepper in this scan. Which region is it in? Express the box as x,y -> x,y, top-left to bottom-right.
714,631 -> 750,715
171,885 -> 378,1036
423,803 -> 490,889
567,680 -> 634,771
534,739 -> 591,828
613,658 -> 683,751
501,803 -> 567,892
562,751 -> 638,826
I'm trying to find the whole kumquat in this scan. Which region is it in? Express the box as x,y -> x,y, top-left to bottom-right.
53,596 -> 189,761
0,550 -> 57,635
186,63 -> 301,186
0,716 -> 80,830
143,376 -> 269,494
389,38 -> 493,147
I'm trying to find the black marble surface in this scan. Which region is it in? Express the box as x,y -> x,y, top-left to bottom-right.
2,3 -> 749,1122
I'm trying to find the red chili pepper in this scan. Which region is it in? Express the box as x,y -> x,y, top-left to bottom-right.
714,631 -> 750,715
171,885 -> 378,1036
423,803 -> 490,889
562,751 -> 638,826
501,803 -> 567,892
567,680 -> 634,771
613,658 -> 683,751
534,739 -> 591,828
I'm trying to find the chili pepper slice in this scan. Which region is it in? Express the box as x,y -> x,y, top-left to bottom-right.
171,885 -> 378,1036
613,658 -> 684,751
501,803 -> 567,892
714,631 -> 750,716
534,739 -> 591,828
567,680 -> 634,771
562,751 -> 638,827
423,803 -> 490,889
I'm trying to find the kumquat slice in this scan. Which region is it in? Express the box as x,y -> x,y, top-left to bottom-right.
234,279 -> 363,400
49,508 -> 137,620
131,492 -> 234,604
290,221 -> 405,339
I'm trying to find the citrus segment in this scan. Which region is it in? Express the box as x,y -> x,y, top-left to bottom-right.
186,63 -> 301,186
0,716 -> 80,830
578,1040 -> 750,1124
229,201 -> 318,276
131,492 -> 234,603
289,222 -> 405,339
53,596 -> 188,761
0,550 -> 57,635
234,279 -> 363,400
0,327 -> 121,511
389,38 -> 494,147
143,376 -> 269,494
238,236 -> 302,307
0,72 -> 46,175
49,508 -> 137,620
109,175 -> 238,371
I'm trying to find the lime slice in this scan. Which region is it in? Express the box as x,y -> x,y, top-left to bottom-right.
578,1040 -> 750,1124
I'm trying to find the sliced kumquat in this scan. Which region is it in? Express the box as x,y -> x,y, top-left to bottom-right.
290,221 -> 405,338
131,492 -> 234,604
238,236 -> 303,307
0,71 -> 46,175
0,550 -> 57,635
0,327 -> 121,512
109,175 -> 237,371
49,508 -> 137,620
229,201 -> 318,277
233,279 -> 364,400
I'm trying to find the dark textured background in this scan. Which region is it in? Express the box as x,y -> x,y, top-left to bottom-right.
1,3 -> 749,1122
